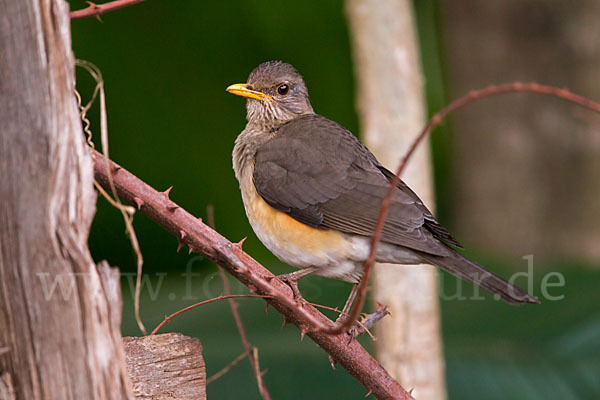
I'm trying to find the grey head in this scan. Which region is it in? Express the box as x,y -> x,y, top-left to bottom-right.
227,61 -> 315,129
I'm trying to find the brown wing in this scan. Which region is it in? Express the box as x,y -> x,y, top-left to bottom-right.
253,114 -> 459,256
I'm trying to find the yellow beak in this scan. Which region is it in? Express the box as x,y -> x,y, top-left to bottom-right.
226,83 -> 272,101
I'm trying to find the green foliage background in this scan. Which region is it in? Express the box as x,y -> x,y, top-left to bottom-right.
69,1 -> 599,398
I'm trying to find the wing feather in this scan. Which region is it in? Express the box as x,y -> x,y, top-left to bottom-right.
253,114 -> 456,256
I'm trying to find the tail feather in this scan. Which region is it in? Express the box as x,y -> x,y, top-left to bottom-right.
420,249 -> 539,305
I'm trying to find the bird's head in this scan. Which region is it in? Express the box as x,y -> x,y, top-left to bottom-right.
227,61 -> 314,129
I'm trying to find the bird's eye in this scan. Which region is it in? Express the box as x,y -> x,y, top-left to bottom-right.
277,84 -> 289,96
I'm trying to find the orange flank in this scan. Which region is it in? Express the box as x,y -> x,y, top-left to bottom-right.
247,192 -> 346,253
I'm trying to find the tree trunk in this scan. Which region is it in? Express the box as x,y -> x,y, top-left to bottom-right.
442,0 -> 600,263
0,1 -> 132,398
346,1 -> 447,399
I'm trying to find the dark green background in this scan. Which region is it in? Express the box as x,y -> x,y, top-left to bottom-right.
69,1 -> 599,398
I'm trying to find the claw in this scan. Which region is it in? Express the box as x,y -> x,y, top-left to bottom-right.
277,273 -> 305,304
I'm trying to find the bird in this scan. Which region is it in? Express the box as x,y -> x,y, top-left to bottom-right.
227,60 -> 538,307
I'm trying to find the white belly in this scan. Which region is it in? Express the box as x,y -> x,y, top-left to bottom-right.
233,136 -> 422,282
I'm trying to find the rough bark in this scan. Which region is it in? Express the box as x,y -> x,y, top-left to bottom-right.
0,1 -> 132,398
346,1 -> 447,399
442,0 -> 600,263
124,334 -> 206,400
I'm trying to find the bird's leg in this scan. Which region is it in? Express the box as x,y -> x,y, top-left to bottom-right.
277,266 -> 318,304
336,284 -> 391,339
335,283 -> 359,323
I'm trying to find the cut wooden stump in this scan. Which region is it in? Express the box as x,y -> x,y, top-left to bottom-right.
123,334 -> 206,400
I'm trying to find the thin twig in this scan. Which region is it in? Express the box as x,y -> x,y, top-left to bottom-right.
251,347 -> 266,394
329,82 -> 600,336
150,294 -> 272,336
93,151 -> 413,399
206,352 -> 248,385
208,205 -> 271,400
76,60 -> 147,334
307,303 -> 376,340
93,181 -> 135,215
70,0 -> 145,20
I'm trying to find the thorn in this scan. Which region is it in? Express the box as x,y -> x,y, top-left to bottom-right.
133,197 -> 144,210
110,165 -> 121,174
408,388 -> 414,395
234,237 -> 247,249
167,204 -> 179,212
328,355 -> 337,370
179,230 -> 187,240
260,369 -> 268,378
264,275 -> 274,282
364,389 -> 373,398
176,240 -> 184,253
162,185 -> 173,198
197,217 -> 203,222
247,284 -> 257,293
281,316 -> 290,328
300,327 -> 308,341
188,246 -> 194,254
265,302 -> 270,314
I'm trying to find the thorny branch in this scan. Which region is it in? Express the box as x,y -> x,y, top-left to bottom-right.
92,150 -> 412,400
70,0 -> 145,20
332,82 -> 600,337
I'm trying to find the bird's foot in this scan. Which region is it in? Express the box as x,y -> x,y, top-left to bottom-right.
277,272 -> 308,306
